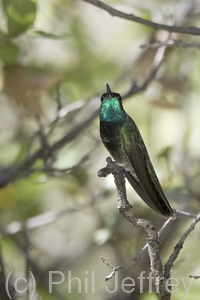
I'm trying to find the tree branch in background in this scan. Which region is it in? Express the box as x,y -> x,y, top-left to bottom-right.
0,192 -> 105,235
0,109 -> 97,187
0,39 -> 168,188
123,36 -> 168,99
164,213 -> 200,279
83,0 -> 200,36
141,39 -> 200,50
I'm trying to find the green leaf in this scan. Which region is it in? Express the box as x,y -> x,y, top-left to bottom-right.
6,0 -> 37,37
0,44 -> 19,64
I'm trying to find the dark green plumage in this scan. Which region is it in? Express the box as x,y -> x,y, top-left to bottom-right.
100,84 -> 173,217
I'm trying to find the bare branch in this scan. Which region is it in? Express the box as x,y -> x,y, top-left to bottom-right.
46,82 -> 62,136
1,193 -> 104,235
98,157 -> 200,298
98,157 -> 170,298
83,0 -> 200,36
123,34 -> 169,99
101,241 -> 148,280
173,209 -> 197,219
29,148 -> 94,179
189,275 -> 200,279
0,109 -> 98,187
55,82 -> 62,111
24,231 -> 33,300
100,215 -> 176,282
141,39 -> 200,50
164,213 -> 200,279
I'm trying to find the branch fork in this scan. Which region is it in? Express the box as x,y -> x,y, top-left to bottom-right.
98,157 -> 200,299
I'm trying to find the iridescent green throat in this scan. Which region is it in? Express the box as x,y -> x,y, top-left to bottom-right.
100,97 -> 126,123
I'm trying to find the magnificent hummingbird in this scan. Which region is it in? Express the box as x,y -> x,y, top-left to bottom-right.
99,84 -> 173,217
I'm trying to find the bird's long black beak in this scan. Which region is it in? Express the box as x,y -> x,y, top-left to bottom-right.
106,84 -> 112,96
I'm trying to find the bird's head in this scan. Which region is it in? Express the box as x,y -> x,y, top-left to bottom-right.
100,84 -> 125,122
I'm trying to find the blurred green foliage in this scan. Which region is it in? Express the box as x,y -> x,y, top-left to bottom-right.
0,0 -> 200,299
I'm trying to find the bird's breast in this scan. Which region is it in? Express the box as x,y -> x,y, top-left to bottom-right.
100,121 -> 121,148
100,121 -> 134,171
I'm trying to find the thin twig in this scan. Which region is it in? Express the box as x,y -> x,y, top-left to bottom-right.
46,82 -> 62,136
0,109 -> 98,187
173,209 -> 197,219
101,243 -> 148,280
100,217 -> 172,281
164,213 -> 200,279
24,231 -> 31,300
83,0 -> 200,36
0,193 -> 105,235
140,39 -> 200,50
123,34 -> 169,99
28,148 -> 94,180
189,275 -> 200,279
100,213 -> 192,281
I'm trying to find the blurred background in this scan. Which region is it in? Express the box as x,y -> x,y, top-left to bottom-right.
0,0 -> 200,299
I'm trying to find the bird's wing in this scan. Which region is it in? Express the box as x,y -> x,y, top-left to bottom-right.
123,170 -> 167,215
122,121 -> 173,216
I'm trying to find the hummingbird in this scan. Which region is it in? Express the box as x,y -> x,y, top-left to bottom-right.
99,84 -> 173,217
